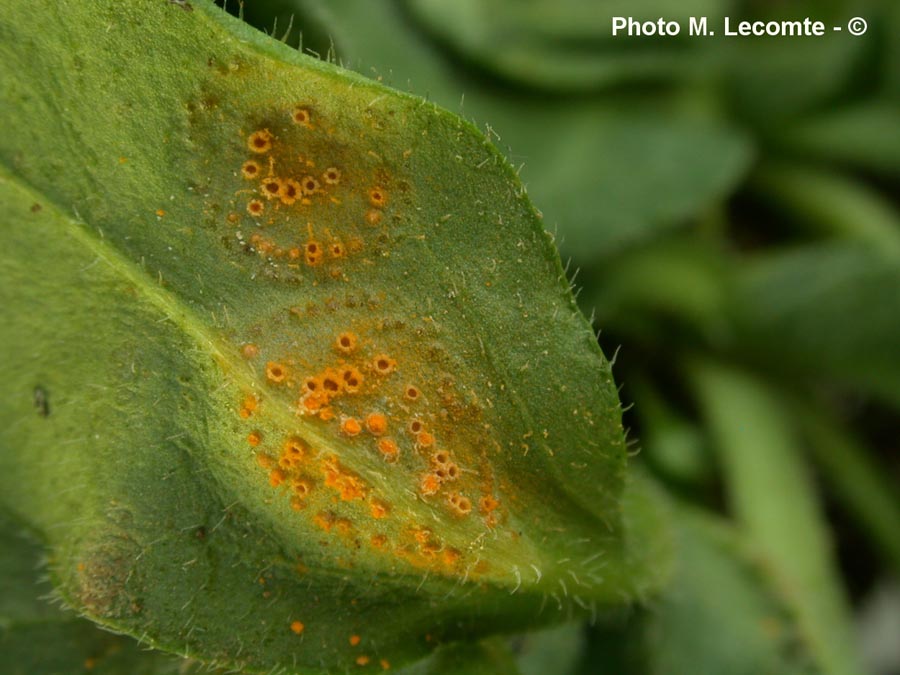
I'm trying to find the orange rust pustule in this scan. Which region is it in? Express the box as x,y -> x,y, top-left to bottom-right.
365,209 -> 383,226
368,187 -> 388,209
291,106 -> 311,126
241,159 -> 261,179
290,620 -> 305,635
341,417 -> 362,437
266,361 -> 287,383
239,393 -> 259,419
323,167 -> 341,185
340,366 -> 364,393
448,493 -> 472,515
300,176 -> 321,195
377,438 -> 399,462
479,495 -> 500,514
322,456 -> 367,501
373,355 -> 396,376
278,437 -> 307,468
369,498 -> 390,519
280,179 -> 301,205
305,241 -> 323,266
260,177 -> 283,199
420,474 -> 440,496
248,129 -> 273,153
335,332 -> 358,354
365,413 -> 388,436
246,199 -> 264,216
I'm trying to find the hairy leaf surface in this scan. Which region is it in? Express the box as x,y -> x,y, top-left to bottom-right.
0,1 -> 660,672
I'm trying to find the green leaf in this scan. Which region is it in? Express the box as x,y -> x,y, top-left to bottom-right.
749,163 -> 900,254
396,639 -> 521,675
0,1 -> 662,672
0,509 -> 207,675
689,362 -> 863,675
508,622 -> 586,675
582,509 -> 821,675
792,403 -> 900,576
724,2 -> 864,126
290,0 -> 753,262
730,243 -> 900,407
583,235 -> 731,341
401,0 -> 731,92
778,103 -> 900,178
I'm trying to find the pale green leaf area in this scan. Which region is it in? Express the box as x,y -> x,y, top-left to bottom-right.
0,1 -> 666,673
290,0 -> 753,263
583,510 -> 821,675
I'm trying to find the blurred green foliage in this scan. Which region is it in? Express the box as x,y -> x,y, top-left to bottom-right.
3,0 -> 898,672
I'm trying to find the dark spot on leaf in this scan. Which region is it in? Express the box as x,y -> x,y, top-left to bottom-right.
74,536 -> 142,620
33,386 -> 49,417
